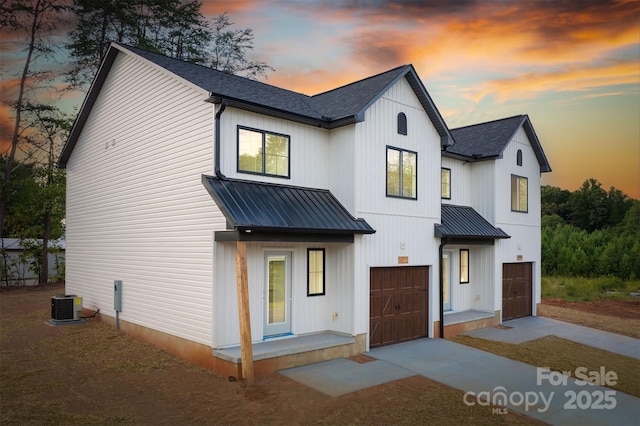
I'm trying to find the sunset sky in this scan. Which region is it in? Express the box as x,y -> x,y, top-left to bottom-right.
2,0 -> 639,198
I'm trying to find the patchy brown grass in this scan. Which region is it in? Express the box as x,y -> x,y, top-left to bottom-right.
449,335 -> 640,398
538,301 -> 640,339
1,283 -> 539,425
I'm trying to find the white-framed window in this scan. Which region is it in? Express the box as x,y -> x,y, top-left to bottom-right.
511,174 -> 528,212
441,168 -> 451,199
386,146 -> 417,199
237,126 -> 290,178
307,248 -> 325,296
460,249 -> 469,283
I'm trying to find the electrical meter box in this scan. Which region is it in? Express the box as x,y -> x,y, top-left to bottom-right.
114,280 -> 122,312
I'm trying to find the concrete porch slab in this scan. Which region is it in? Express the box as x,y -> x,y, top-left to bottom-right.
213,332 -> 355,363
444,309 -> 495,325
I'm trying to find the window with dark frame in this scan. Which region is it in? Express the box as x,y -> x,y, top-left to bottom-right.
511,174 -> 528,212
460,249 -> 469,283
237,126 -> 290,178
517,149 -> 523,166
307,248 -> 325,296
386,146 -> 417,199
397,112 -> 407,135
441,168 -> 451,199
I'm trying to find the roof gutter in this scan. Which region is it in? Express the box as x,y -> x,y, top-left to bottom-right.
214,99 -> 228,178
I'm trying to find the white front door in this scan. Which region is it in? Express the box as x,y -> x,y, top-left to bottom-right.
264,252 -> 292,337
443,251 -> 452,311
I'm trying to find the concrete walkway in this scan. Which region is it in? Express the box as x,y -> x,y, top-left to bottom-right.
280,318 -> 640,425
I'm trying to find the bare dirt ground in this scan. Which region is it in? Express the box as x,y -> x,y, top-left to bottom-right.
2,283 -> 637,425
539,298 -> 640,338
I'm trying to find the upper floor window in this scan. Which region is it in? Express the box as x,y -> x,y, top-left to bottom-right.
441,168 -> 451,199
516,149 -> 523,166
511,174 -> 528,212
237,126 -> 290,178
397,112 -> 407,135
386,146 -> 417,199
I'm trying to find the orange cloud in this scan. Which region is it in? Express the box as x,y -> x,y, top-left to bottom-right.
283,0 -> 636,83
200,0 -> 258,16
464,61 -> 640,103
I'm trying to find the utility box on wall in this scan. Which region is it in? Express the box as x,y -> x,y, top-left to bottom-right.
114,280 -> 122,312
51,295 -> 83,321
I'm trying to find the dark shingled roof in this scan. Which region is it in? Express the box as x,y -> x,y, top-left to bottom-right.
201,175 -> 375,235
59,43 -> 454,166
435,204 -> 510,240
447,115 -> 551,173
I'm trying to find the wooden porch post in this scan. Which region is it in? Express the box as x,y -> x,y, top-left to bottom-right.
235,240 -> 254,385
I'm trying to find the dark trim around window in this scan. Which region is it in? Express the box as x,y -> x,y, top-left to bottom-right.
386,145 -> 418,200
307,248 -> 325,296
237,125 -> 291,178
460,249 -> 469,283
511,174 -> 528,213
441,167 -> 451,199
516,149 -> 523,166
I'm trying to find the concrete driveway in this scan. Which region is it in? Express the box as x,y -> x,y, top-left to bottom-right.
280,318 -> 640,426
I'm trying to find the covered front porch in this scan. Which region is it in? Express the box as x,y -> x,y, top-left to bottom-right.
202,175 -> 375,381
435,204 -> 510,337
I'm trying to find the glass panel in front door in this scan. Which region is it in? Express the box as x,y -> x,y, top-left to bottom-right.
265,252 -> 291,336
443,251 -> 451,311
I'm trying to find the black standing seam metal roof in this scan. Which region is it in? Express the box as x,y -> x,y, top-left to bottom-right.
435,204 -> 510,240
201,175 -> 375,235
58,43 -> 454,167
447,115 -> 551,173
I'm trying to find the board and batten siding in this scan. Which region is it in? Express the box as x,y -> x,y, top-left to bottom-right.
213,242 -> 355,348
441,157 -> 472,206
217,108 -> 331,189
351,77 -> 442,339
65,51 -> 224,346
493,127 -> 543,313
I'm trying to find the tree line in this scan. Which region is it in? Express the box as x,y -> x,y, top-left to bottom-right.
1,0 -> 273,285
542,178 -> 639,279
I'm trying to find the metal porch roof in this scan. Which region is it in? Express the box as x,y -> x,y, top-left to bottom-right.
201,175 -> 375,236
435,204 -> 510,240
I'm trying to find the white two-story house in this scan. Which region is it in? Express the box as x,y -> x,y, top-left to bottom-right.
59,43 -> 551,377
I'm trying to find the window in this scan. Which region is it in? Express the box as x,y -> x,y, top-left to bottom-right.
511,175 -> 528,212
238,126 -> 290,177
386,146 -> 417,199
441,168 -> 451,199
397,112 -> 407,135
307,249 -> 325,296
516,149 -> 523,166
460,249 -> 469,283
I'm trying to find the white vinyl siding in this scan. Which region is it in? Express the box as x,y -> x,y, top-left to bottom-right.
351,77 -> 442,339
494,126 -> 543,313
441,157 -> 473,206
213,242 -> 354,348
65,52 -> 223,346
218,108 -> 330,188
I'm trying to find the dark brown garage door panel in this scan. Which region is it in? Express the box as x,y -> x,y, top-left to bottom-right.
370,266 -> 428,348
502,262 -> 532,321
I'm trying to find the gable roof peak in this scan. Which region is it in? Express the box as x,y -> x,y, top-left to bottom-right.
447,114 -> 551,173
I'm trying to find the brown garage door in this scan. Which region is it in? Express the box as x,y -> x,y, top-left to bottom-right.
502,262 -> 532,321
370,266 -> 428,348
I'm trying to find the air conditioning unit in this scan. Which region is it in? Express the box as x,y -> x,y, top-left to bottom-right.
51,295 -> 83,321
